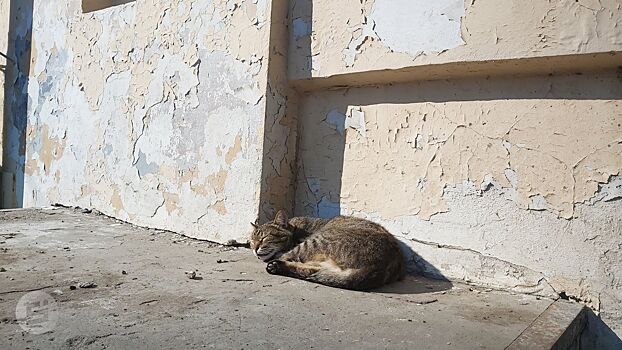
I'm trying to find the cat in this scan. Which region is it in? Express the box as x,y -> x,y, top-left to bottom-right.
249,210 -> 405,290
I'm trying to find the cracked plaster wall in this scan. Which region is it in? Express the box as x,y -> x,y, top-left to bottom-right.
257,0 -> 298,222
289,0 -> 622,79
0,0 -> 8,169
290,0 -> 622,333
294,72 -> 622,332
10,0 -> 286,243
2,0 -> 33,208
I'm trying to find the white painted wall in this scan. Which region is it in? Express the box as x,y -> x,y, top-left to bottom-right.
11,0 -> 276,242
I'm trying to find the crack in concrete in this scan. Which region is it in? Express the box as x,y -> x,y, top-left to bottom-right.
0,285 -> 56,295
407,237 -> 556,292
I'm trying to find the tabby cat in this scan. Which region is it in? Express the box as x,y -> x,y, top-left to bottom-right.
250,210 -> 405,290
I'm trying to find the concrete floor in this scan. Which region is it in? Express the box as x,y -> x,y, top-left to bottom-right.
0,207 -> 562,349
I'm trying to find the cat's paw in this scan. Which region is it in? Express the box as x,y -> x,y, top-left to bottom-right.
266,260 -> 282,275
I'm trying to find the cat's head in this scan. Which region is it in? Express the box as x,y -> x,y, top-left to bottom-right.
249,210 -> 293,262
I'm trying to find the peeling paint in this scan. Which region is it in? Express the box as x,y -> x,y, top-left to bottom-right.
370,0 -> 464,55
292,18 -> 311,39
296,74 -> 622,221
134,151 -> 159,178
207,169 -> 228,194
19,0 -> 276,243
225,135 -> 242,165
110,186 -> 124,212
325,109 -> 346,135
289,0 -> 622,79
295,72 -> 622,333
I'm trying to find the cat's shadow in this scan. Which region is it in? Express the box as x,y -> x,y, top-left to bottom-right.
373,273 -> 453,295
373,240 -> 453,295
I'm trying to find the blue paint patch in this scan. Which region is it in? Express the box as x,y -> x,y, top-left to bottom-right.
317,196 -> 340,219
134,151 -> 160,178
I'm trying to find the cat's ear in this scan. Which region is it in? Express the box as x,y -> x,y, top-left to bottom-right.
274,210 -> 289,227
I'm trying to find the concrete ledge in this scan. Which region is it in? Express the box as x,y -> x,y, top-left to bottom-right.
1,207 -> 557,349
290,52 -> 621,92
506,300 -> 587,350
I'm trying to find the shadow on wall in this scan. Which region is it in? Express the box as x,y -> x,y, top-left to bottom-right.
294,72 -> 622,221
292,0 -> 455,284
290,0 -> 313,80
257,0 -> 297,222
2,0 -> 33,208
292,70 -> 621,284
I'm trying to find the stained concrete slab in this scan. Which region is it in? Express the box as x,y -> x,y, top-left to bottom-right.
0,207 -> 562,349
507,301 -> 587,350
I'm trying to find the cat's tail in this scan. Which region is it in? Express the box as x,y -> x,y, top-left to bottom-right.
306,267 -> 376,290
308,259 -> 405,291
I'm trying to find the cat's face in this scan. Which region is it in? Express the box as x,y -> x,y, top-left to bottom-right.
249,211 -> 293,262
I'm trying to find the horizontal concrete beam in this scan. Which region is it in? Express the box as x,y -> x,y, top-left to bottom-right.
291,52 -> 621,92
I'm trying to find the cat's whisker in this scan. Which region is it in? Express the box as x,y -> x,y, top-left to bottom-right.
259,251 -> 277,261
256,248 -> 274,256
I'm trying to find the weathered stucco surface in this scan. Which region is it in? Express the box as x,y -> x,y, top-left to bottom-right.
0,0 -> 7,169
294,71 -> 622,332
288,0 -> 622,334
3,0 -> 622,337
296,73 -> 622,220
10,0 -> 289,243
289,0 -> 622,79
2,0 -> 33,208
257,0 -> 298,223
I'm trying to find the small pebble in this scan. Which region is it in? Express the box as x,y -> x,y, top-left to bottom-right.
185,270 -> 197,279
69,285 -> 77,290
0,267 -> 6,272
79,281 -> 97,288
122,270 -> 127,275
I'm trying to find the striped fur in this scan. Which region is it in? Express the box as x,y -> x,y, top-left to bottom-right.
250,211 -> 405,290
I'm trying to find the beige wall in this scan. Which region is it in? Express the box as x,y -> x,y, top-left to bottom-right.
295,71 -> 622,331
289,0 -> 622,80
296,73 -> 621,221
290,0 -> 622,334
